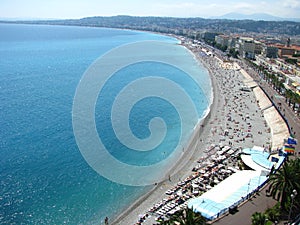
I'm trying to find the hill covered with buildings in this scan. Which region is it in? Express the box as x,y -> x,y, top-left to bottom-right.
3,15 -> 300,36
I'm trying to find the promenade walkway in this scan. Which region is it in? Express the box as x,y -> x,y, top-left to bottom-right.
214,59 -> 299,225
241,60 -> 300,156
213,185 -> 277,225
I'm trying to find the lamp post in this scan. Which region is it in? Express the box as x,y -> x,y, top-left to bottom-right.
247,179 -> 251,197
288,189 -> 298,222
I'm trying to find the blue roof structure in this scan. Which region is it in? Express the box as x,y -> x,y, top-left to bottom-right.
188,171 -> 268,220
188,147 -> 286,221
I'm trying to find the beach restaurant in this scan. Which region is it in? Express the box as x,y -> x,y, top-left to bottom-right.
188,146 -> 286,221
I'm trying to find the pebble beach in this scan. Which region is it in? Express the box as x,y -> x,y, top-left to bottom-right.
111,40 -> 288,225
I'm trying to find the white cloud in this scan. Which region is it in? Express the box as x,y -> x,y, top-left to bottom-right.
270,0 -> 300,18
0,0 -> 299,19
283,0 -> 300,9
152,1 -> 284,18
231,2 -> 255,14
153,2 -> 233,17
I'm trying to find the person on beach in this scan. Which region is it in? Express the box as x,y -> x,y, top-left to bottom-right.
104,217 -> 109,225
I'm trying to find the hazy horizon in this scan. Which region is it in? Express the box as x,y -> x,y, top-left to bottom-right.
1,0 -> 300,20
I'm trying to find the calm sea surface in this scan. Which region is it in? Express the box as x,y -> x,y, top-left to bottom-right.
0,23 -> 211,224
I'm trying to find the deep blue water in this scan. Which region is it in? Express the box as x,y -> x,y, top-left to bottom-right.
0,23 -> 211,224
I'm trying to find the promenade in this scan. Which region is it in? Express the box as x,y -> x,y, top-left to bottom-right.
213,60 -> 300,225
189,53 -> 289,224
241,60 -> 300,156
213,184 -> 277,225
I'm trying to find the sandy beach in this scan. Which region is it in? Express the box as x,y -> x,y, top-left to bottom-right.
111,41 -> 286,225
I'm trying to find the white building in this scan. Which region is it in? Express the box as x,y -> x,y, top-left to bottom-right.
238,37 -> 255,59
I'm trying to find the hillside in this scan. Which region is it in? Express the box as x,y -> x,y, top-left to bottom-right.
2,15 -> 300,36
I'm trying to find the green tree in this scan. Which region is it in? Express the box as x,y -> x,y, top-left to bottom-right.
159,219 -> 172,225
228,48 -> 239,58
267,159 -> 300,211
289,159 -> 300,212
161,207 -> 207,225
265,203 -> 280,223
251,212 -> 269,225
285,89 -> 294,106
291,92 -> 300,111
285,58 -> 297,65
295,94 -> 300,115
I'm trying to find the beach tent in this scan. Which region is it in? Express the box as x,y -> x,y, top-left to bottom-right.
284,144 -> 295,154
252,146 -> 265,152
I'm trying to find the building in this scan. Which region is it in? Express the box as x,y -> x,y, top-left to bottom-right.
230,36 -> 240,49
238,37 -> 256,59
215,35 -> 231,47
201,32 -> 220,41
279,47 -> 296,57
265,46 -> 278,58
254,41 -> 263,55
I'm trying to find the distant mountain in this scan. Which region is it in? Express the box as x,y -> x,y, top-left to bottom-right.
212,12 -> 300,22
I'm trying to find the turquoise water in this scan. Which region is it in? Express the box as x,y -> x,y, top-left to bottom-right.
0,23 -> 211,224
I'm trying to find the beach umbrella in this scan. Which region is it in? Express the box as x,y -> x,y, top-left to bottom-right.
287,137 -> 297,145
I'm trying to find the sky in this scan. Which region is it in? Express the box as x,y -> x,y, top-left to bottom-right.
1,0 -> 300,19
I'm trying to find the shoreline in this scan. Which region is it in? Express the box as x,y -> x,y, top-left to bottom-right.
111,37 -> 289,225
111,41 -> 221,225
111,103 -> 215,224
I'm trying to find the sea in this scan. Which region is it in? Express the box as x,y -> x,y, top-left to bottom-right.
0,23 -> 211,224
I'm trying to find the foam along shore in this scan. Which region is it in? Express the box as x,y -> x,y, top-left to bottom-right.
111,40 -> 288,225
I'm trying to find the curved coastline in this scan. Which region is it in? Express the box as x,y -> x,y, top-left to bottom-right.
110,34 -> 289,225
111,41 -> 218,225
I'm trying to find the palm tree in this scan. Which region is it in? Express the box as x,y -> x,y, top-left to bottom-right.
267,159 -> 300,211
251,212 -> 268,225
291,92 -> 300,111
159,219 -> 172,225
289,158 -> 300,212
295,94 -> 300,115
285,89 -> 294,106
265,203 -> 280,223
278,81 -> 285,95
161,207 -> 207,225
